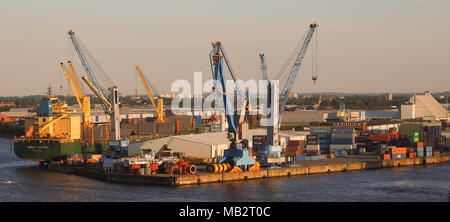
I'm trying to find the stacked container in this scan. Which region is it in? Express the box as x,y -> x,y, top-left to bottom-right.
414,142 -> 424,157
331,128 -> 355,144
310,128 -> 331,154
410,132 -> 419,143
420,126 -> 444,151
389,147 -> 407,159
295,155 -> 326,161
285,140 -> 303,157
425,146 -> 433,157
330,128 -> 356,153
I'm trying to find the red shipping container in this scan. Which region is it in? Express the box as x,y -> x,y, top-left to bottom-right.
129,164 -> 141,169
288,140 -> 303,146
380,154 -> 390,160
371,134 -> 390,141
286,145 -> 300,151
416,142 -> 424,148
407,152 -> 416,158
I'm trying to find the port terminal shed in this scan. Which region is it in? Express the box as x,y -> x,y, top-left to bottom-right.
128,129 -> 309,158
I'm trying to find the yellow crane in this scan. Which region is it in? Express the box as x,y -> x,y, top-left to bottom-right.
135,65 -> 165,123
60,62 -> 93,144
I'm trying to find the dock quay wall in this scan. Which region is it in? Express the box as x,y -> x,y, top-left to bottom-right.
48,155 -> 449,187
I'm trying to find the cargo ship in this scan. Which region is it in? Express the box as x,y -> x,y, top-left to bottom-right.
14,94 -> 108,164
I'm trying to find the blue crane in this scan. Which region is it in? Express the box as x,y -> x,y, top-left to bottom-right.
209,41 -> 245,135
277,22 -> 317,128
256,22 -> 318,166
67,30 -> 122,142
209,41 -> 256,171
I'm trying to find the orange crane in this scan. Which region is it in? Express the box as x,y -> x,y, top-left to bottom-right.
135,65 -> 165,123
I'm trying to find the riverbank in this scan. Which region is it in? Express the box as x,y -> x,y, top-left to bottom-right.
48,152 -> 450,187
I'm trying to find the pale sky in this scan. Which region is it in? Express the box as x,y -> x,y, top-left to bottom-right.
0,0 -> 449,96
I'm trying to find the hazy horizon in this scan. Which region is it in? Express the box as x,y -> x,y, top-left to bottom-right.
1,0 -> 449,97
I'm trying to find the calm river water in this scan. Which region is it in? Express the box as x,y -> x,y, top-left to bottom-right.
1,138 -> 449,202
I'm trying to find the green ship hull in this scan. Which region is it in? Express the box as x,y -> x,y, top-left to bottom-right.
14,139 -> 107,162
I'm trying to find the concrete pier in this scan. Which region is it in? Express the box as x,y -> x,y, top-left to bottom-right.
48,153 -> 450,187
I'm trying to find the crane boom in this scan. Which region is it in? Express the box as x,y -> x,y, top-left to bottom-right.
68,30 -> 105,97
67,61 -> 84,99
278,22 -> 317,127
135,66 -> 158,111
81,76 -> 111,109
135,65 -> 165,123
208,41 -> 255,170
209,41 -> 245,134
60,63 -> 83,109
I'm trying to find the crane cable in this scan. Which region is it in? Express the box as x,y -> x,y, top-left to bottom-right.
312,27 -> 318,79
275,30 -> 309,91
66,37 -> 88,96
73,34 -> 116,92
140,68 -> 161,97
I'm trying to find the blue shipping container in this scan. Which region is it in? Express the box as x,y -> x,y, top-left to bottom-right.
391,153 -> 407,159
414,147 -> 424,152
194,116 -> 202,126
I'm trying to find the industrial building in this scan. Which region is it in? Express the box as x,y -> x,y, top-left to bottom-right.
128,129 -> 309,158
401,91 -> 449,121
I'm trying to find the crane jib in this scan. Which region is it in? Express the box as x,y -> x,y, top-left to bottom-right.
68,31 -> 108,107
209,42 -> 246,134
278,24 -> 317,127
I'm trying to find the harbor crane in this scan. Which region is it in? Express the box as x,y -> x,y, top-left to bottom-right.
135,65 -> 165,123
257,22 -> 318,166
68,30 -> 128,156
208,41 -> 258,172
60,61 -> 93,145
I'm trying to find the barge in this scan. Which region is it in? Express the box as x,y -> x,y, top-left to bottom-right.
48,152 -> 450,187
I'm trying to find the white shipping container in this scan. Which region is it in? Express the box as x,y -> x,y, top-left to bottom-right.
305,144 -> 320,152
330,144 -> 355,151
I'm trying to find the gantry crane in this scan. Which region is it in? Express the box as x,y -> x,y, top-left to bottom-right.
68,30 -> 127,156
257,22 -> 318,165
135,65 -> 165,123
208,41 -> 258,172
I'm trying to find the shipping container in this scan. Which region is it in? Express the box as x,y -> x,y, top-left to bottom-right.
380,154 -> 390,160
407,152 -> 416,158
331,138 -> 355,144
413,147 -> 424,153
388,147 -> 407,154
330,144 -> 355,151
370,134 -> 390,141
391,153 -> 406,159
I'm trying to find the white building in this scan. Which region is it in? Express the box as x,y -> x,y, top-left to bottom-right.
127,128 -> 309,158
401,91 -> 449,121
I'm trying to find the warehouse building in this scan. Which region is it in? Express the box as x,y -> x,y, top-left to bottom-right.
401,91 -> 449,121
280,110 -> 327,125
128,129 -> 309,158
